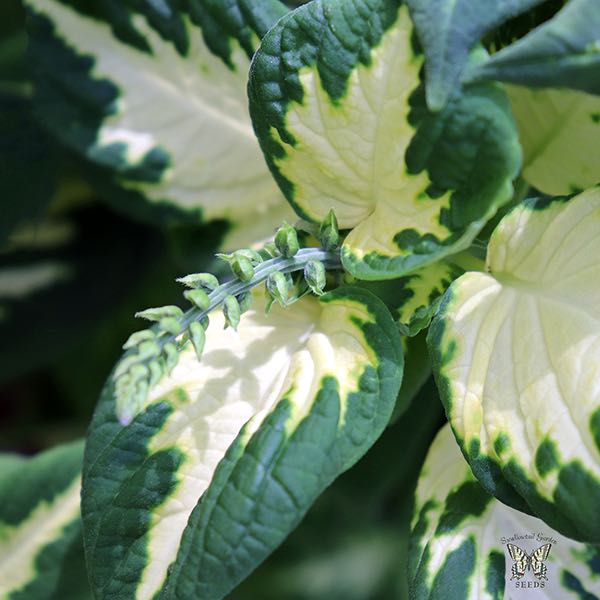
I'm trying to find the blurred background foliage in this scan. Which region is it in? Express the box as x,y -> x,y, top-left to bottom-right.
0,0 -> 444,597
0,0 -> 229,453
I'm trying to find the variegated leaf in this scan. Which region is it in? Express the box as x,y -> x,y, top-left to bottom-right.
82,287 -> 403,599
395,260 -> 463,336
0,440 -> 89,600
428,187 -> 600,543
507,85 -> 600,195
26,0 -> 292,230
249,0 -> 521,281
409,424 -> 600,600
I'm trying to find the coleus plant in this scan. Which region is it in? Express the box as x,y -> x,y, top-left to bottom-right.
2,0 -> 600,599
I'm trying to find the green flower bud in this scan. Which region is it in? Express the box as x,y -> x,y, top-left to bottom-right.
164,342 -> 179,374
261,242 -> 279,258
176,272 -> 219,291
158,317 -> 183,336
137,340 -> 162,360
275,223 -> 300,258
230,254 -> 254,282
114,355 -> 141,379
266,271 -> 290,306
189,321 -> 206,361
304,260 -> 326,295
135,305 -> 183,322
237,291 -> 252,314
223,295 -> 241,330
122,329 -> 155,350
235,248 -> 263,264
319,209 -> 339,251
183,288 -> 210,310
148,360 -> 165,386
129,363 -> 149,383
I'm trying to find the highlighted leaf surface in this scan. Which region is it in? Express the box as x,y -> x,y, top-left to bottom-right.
249,0 -> 521,280
82,287 -> 403,600
26,0 -> 287,225
409,424 -> 600,600
0,440 -> 88,600
428,187 -> 600,543
508,85 -> 600,195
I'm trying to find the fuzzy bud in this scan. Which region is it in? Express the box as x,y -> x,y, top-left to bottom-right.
230,254 -> 255,282
184,288 -> 210,310
158,317 -> 183,336
135,305 -> 183,322
319,210 -> 339,251
189,321 -> 206,361
176,272 -> 219,291
275,223 -> 300,258
223,295 -> 241,330
266,271 -> 290,306
237,291 -> 253,314
304,260 -> 326,295
123,329 -> 155,350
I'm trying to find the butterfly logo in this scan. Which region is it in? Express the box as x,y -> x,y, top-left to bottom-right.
507,543 -> 552,581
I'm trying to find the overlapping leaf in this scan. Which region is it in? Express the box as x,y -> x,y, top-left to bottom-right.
507,85 -> 600,195
249,0 -> 521,281
409,424 -> 600,600
25,0 -> 291,229
82,287 -> 403,599
0,440 -> 89,600
428,187 -> 600,543
395,260 -> 463,336
468,0 -> 600,96
405,0 -> 544,110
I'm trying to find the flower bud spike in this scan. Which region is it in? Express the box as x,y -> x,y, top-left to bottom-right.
319,209 -> 339,251
304,260 -> 326,295
189,321 -> 206,361
184,288 -> 210,310
135,305 -> 183,322
223,295 -> 241,330
176,272 -> 219,291
266,271 -> 291,306
275,223 -> 300,258
230,254 -> 254,282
